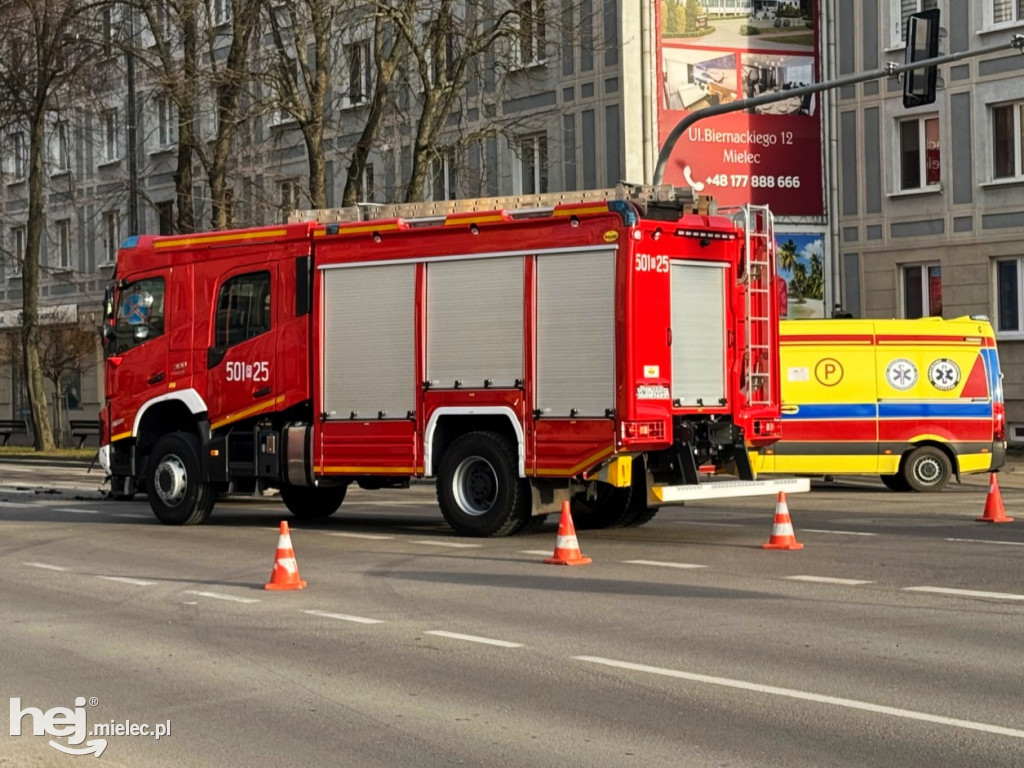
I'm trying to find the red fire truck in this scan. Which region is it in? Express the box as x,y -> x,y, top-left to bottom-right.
100,185 -> 807,536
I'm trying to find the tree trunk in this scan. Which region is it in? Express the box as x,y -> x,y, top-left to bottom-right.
22,109 -> 55,450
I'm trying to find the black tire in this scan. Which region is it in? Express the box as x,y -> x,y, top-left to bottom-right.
146,432 -> 215,525
902,446 -> 952,493
880,473 -> 911,492
280,484 -> 348,519
572,484 -> 634,529
516,514 -> 550,535
436,431 -> 530,537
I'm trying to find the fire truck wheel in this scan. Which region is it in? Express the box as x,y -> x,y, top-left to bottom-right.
879,473 -> 912,492
436,431 -> 530,537
902,446 -> 952,493
572,485 -> 633,529
146,432 -> 215,525
279,484 -> 348,519
516,513 -> 549,534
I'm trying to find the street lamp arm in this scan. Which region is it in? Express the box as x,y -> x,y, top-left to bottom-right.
653,36 -> 1023,186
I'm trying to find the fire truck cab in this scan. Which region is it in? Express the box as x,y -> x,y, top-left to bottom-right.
101,185 -> 806,536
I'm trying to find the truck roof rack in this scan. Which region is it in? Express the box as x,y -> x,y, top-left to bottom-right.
290,183 -> 705,224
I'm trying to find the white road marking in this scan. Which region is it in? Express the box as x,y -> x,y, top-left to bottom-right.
184,590 -> 260,604
425,630 -> 522,648
113,513 -> 149,519
574,656 -> 1024,739
786,575 -> 873,585
624,560 -> 707,570
24,562 -> 68,571
802,528 -> 877,537
97,576 -> 155,587
412,540 -> 482,549
325,532 -> 395,540
346,501 -> 429,506
904,586 -> 1024,601
945,537 -> 1024,547
0,489 -> 35,495
303,610 -> 383,624
0,500 -> 29,507
55,507 -> 100,515
520,550 -> 554,556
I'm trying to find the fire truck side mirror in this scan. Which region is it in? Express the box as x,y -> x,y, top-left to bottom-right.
903,9 -> 940,108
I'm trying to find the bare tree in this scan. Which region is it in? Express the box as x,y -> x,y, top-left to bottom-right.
0,0 -> 101,450
37,320 -> 97,446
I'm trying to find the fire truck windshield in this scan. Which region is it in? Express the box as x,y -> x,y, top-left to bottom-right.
107,276 -> 166,355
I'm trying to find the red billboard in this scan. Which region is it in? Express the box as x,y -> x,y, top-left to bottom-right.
657,2 -> 823,216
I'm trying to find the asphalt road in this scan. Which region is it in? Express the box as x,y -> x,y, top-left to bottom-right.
1,462 -> 1023,767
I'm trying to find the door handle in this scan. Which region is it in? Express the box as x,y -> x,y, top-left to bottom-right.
253,386 -> 272,398
148,372 -> 165,385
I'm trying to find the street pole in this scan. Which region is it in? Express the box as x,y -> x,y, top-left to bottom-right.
653,35 -> 1024,186
125,3 -> 139,236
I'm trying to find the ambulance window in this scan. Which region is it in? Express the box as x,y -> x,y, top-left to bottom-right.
114,277 -> 165,352
215,271 -> 272,348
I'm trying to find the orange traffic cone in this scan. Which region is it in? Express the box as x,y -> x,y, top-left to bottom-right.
976,473 -> 1014,523
544,501 -> 592,565
762,491 -> 804,550
264,521 -> 308,590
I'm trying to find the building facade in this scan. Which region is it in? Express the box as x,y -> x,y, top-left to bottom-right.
4,0 -> 1024,444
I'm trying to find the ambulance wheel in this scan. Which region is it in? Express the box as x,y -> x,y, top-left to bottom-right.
902,446 -> 952,493
280,484 -> 348,519
880,474 -> 911,492
436,431 -> 530,537
147,432 -> 215,525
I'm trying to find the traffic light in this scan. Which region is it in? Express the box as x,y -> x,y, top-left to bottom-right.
903,9 -> 941,108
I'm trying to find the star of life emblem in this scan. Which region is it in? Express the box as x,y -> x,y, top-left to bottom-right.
927,358 -> 960,391
885,358 -> 918,391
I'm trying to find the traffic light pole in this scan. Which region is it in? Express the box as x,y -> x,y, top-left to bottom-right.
652,34 -> 1024,187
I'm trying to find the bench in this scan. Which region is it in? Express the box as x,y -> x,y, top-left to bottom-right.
69,419 -> 101,448
0,419 -> 27,446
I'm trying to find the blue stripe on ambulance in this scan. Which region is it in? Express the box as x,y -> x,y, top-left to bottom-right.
981,348 -> 1003,403
782,402 -> 993,420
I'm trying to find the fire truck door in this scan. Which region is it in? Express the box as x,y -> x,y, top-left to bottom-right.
205,266 -> 279,430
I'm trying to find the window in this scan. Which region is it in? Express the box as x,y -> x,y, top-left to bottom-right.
6,132 -> 27,178
898,116 -> 940,191
156,200 -> 174,235
344,41 -> 371,107
992,0 -> 1024,26
211,0 -> 231,25
55,219 -> 71,270
996,258 -> 1024,333
102,110 -> 119,163
514,133 -> 549,194
150,0 -> 170,40
993,101 -> 1024,180
279,179 -> 300,222
270,57 -> 299,125
102,211 -> 120,264
891,0 -> 938,46
903,263 -> 941,318
8,226 -> 24,277
361,162 -> 375,203
513,0 -> 547,67
215,272 -> 272,348
155,95 -> 176,148
113,277 -> 165,352
49,121 -> 70,172
425,34 -> 456,87
62,369 -> 82,411
430,151 -> 457,201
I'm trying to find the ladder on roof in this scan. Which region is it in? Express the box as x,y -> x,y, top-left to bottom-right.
735,204 -> 776,409
289,184 -> 698,224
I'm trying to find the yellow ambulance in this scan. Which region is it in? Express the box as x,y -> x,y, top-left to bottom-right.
751,316 -> 1006,491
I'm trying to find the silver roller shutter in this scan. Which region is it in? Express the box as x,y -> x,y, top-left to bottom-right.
321,264 -> 415,419
536,249 -> 615,417
426,257 -> 524,388
671,262 -> 726,406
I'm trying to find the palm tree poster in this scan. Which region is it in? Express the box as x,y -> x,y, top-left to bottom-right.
776,233 -> 825,319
